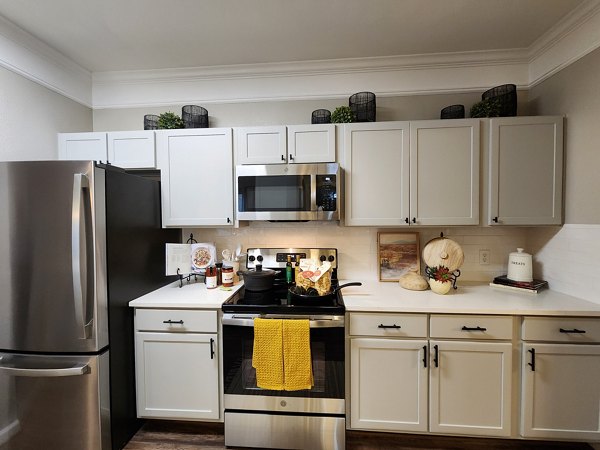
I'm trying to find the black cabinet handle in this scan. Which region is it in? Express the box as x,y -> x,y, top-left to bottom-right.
461,326 -> 487,332
210,338 -> 215,360
405,217 -> 409,224
378,324 -> 401,329
559,328 -> 586,334
412,217 -> 416,224
433,344 -> 439,368
528,348 -> 536,371
281,154 -> 286,161
492,216 -> 499,223
289,154 -> 294,160
423,345 -> 428,368
163,320 -> 184,325
227,217 -> 231,224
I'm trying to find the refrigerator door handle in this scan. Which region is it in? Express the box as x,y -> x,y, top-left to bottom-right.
0,356 -> 90,377
72,173 -> 92,339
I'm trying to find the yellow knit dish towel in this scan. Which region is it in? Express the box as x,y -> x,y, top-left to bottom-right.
283,319 -> 313,391
252,318 -> 284,390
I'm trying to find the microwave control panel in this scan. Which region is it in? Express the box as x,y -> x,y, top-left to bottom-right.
316,174 -> 337,211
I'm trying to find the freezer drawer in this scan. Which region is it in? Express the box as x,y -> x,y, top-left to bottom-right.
0,352 -> 110,450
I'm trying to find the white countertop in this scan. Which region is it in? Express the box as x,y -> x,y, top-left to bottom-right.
129,280 -> 244,309
340,280 -> 600,316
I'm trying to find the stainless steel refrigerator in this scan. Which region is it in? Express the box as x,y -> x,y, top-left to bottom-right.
0,161 -> 180,450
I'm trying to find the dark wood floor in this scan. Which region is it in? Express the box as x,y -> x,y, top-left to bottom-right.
124,420 -> 596,450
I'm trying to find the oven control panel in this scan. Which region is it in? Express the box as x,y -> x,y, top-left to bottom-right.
247,248 -> 337,269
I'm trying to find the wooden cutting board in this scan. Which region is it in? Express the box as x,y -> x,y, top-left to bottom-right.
422,236 -> 464,271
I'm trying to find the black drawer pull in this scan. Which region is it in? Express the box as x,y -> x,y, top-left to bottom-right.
559,328 -> 586,334
378,324 -> 401,329
461,326 -> 487,332
433,344 -> 439,368
163,320 -> 184,325
528,348 -> 536,371
210,338 -> 215,360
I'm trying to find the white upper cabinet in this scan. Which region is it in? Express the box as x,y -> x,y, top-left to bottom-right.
156,128 -> 234,227
236,125 -> 335,164
343,122 -> 410,226
343,120 -> 479,226
58,132 -> 108,162
287,124 -> 335,163
107,131 -> 156,169
410,119 -> 480,225
488,116 -> 563,225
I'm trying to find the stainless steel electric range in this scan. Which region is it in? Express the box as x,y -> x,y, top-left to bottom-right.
222,248 -> 345,450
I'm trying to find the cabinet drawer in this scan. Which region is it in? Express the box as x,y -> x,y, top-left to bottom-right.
522,317 -> 600,343
349,313 -> 427,338
430,315 -> 513,340
135,309 -> 217,333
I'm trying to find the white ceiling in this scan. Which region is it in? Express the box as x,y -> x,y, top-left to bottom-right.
0,0 -> 585,73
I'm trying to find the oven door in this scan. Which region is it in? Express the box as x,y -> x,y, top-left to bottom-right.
235,164 -> 340,221
222,314 -> 344,414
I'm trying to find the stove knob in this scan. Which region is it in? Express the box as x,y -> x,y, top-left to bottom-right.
248,255 -> 255,262
257,255 -> 263,262
320,255 -> 326,262
328,255 -> 335,262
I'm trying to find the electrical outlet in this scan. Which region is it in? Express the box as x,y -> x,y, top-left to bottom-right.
479,249 -> 491,265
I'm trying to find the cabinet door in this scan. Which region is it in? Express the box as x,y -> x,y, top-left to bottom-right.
410,120 -> 480,225
135,332 -> 219,420
156,128 -> 233,227
343,122 -> 410,226
488,116 -> 563,225
287,124 -> 335,163
350,338 -> 428,432
236,126 -> 287,164
521,343 -> 600,440
429,340 -> 512,437
57,132 -> 108,161
107,131 -> 155,169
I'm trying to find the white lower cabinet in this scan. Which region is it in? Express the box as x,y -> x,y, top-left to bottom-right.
349,313 -> 513,437
134,309 -> 220,420
521,317 -> 600,440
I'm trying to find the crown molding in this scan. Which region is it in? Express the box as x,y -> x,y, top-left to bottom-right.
1,1 -> 600,109
0,14 -> 92,106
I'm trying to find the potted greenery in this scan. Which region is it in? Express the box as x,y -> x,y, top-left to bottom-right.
470,98 -> 501,118
158,111 -> 184,129
426,265 -> 453,294
330,106 -> 355,123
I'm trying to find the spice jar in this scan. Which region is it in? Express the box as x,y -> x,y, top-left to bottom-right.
205,266 -> 217,289
215,262 -> 223,286
222,266 -> 234,287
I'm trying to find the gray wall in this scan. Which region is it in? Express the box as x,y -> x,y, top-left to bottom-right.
93,91 -> 530,131
0,66 -> 92,161
529,46 -> 600,224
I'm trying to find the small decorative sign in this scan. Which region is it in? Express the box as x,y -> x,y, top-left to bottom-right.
377,232 -> 420,282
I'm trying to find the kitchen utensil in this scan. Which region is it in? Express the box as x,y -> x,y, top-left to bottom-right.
288,282 -> 362,304
234,244 -> 242,260
237,265 -> 280,291
507,248 -> 533,282
422,236 -> 464,272
222,249 -> 232,261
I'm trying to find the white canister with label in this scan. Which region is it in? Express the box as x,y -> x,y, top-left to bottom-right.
507,248 -> 533,282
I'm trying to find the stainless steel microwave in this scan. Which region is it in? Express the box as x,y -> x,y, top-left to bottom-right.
236,163 -> 340,221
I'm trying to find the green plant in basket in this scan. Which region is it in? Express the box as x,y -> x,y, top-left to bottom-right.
158,111 -> 184,129
470,98 -> 501,118
331,106 -> 355,123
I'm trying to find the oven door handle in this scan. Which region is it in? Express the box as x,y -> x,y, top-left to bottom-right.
222,316 -> 344,328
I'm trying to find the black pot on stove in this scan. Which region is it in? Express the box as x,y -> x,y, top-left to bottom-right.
237,265 -> 280,291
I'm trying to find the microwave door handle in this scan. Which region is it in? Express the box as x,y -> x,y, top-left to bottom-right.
310,174 -> 318,213
72,173 -> 91,339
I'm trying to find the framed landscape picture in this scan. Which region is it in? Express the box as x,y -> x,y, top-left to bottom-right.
378,232 -> 420,281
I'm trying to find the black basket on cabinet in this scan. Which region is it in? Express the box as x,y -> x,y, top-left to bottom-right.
482,84 -> 517,117
182,105 -> 209,128
144,114 -> 159,130
349,91 -> 376,122
311,109 -> 331,124
440,104 -> 465,119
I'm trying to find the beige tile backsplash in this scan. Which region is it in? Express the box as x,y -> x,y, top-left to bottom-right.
185,223 -> 530,284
